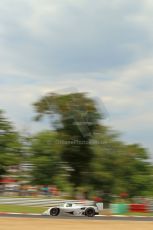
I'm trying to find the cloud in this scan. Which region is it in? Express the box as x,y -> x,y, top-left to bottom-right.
0,0 -> 153,155
0,0 -> 150,78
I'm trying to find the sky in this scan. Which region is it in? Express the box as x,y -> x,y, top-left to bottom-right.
0,0 -> 153,157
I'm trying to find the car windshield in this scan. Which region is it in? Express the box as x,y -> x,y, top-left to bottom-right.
66,203 -> 72,207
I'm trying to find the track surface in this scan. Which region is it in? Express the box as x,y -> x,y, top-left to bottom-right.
0,213 -> 153,222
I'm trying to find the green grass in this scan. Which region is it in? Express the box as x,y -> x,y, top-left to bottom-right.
126,212 -> 153,216
0,204 -> 46,214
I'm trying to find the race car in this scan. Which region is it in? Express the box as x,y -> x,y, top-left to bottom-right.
43,201 -> 103,217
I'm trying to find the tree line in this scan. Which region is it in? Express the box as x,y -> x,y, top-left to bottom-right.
0,92 -> 153,198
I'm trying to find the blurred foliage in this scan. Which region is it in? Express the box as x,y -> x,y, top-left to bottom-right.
0,92 -> 153,199
32,92 -> 153,197
90,127 -> 153,197
30,131 -> 71,191
0,110 -> 23,178
33,92 -> 102,187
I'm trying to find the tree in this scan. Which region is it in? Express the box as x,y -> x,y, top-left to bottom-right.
0,110 -> 22,178
118,144 -> 153,197
33,93 -> 103,187
90,127 -> 153,197
30,131 -> 70,190
32,92 -> 153,197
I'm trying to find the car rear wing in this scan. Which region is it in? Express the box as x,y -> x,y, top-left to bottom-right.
96,202 -> 103,211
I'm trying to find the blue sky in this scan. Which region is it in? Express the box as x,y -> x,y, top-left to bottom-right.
0,0 -> 153,156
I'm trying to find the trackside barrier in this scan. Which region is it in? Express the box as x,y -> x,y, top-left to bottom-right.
110,203 -> 151,214
129,204 -> 148,213
0,198 -> 101,208
0,198 -> 87,207
110,204 -> 129,214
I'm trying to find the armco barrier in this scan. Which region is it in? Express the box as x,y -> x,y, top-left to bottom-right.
129,204 -> 148,213
0,198 -> 99,208
0,198 -> 87,207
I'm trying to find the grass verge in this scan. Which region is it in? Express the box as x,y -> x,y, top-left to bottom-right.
0,204 -> 46,214
126,212 -> 153,216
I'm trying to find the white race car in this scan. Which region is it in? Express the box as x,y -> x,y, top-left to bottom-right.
43,202 -> 103,217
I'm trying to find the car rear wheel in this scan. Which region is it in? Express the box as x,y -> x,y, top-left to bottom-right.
50,208 -> 60,216
85,208 -> 95,217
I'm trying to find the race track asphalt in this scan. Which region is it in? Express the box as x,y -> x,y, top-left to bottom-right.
0,213 -> 153,222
